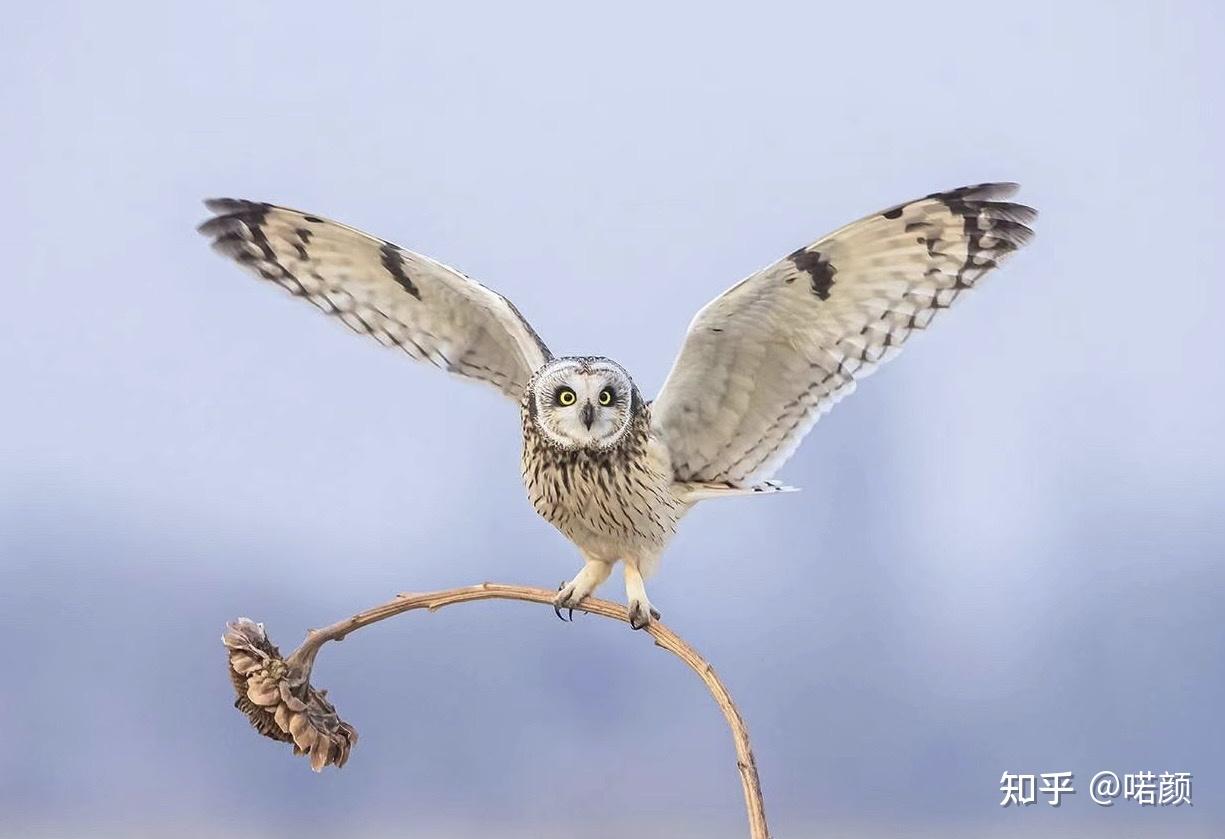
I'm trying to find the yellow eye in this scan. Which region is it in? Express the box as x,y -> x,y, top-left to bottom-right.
598,388 -> 614,406
557,387 -> 576,406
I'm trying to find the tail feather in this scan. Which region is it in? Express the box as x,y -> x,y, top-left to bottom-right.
676,479 -> 800,504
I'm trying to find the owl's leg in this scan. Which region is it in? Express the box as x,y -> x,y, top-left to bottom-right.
623,560 -> 660,630
553,559 -> 613,621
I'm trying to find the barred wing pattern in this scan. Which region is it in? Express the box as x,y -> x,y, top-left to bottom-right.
653,183 -> 1036,486
198,200 -> 552,400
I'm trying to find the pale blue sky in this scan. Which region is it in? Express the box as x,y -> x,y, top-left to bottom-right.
2,2 -> 1223,837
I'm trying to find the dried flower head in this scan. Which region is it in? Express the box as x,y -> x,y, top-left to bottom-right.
223,618 -> 358,771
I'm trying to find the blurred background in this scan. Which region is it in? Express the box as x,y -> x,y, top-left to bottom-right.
2,2 -> 1222,837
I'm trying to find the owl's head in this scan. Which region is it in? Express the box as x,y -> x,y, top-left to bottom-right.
528,357 -> 640,450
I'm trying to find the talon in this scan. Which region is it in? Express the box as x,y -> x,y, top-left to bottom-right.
554,581 -> 575,622
625,596 -> 660,630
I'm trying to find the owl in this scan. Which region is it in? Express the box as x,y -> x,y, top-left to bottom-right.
199,183 -> 1035,629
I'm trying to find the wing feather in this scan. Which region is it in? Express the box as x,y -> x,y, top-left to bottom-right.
198,200 -> 552,400
653,183 -> 1036,484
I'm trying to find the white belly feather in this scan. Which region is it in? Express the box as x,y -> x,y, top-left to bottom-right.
522,431 -> 683,564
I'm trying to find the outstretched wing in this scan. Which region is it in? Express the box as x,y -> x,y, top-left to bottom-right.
653,183 -> 1036,485
198,200 -> 552,400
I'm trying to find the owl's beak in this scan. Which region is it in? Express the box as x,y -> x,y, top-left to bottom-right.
581,402 -> 595,430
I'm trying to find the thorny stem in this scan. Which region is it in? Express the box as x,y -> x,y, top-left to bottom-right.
283,582 -> 770,839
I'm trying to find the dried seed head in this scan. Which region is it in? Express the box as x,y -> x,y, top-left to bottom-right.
223,618 -> 358,770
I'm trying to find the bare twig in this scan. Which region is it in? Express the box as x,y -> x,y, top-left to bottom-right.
224,582 -> 769,839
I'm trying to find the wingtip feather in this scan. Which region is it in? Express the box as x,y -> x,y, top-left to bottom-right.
203,197 -> 244,212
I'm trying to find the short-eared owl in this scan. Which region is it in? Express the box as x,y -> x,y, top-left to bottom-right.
199,183 -> 1035,629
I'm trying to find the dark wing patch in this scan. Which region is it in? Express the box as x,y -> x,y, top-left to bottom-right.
788,248 -> 837,300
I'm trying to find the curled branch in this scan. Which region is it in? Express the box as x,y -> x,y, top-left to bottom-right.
223,582 -> 770,839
